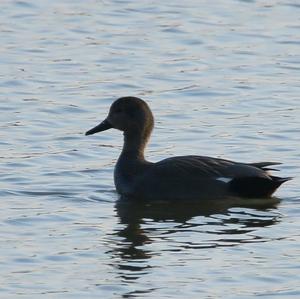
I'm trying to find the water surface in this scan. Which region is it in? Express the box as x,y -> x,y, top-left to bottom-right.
1,0 -> 300,298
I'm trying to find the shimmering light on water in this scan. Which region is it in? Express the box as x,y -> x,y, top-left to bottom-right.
1,0 -> 300,298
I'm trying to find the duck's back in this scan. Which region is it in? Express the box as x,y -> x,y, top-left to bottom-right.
131,156 -> 287,201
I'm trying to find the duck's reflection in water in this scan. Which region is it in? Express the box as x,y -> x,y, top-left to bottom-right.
109,197 -> 281,297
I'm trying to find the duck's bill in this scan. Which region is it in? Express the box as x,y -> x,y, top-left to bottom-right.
85,119 -> 112,135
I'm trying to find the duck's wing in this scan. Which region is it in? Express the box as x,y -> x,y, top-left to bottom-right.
249,161 -> 282,171
137,156 -> 289,199
153,155 -> 270,179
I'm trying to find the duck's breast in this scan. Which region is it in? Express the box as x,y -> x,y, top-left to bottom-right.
114,156 -> 152,197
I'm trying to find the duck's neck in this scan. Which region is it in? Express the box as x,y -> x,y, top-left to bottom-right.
121,129 -> 150,160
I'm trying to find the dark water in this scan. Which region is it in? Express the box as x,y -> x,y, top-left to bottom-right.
1,0 -> 299,298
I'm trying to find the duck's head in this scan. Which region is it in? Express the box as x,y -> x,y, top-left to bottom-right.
85,97 -> 154,138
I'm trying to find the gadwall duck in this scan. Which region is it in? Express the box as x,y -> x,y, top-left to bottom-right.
86,96 -> 290,200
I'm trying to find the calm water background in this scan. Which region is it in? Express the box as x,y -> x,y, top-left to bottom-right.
1,0 -> 300,298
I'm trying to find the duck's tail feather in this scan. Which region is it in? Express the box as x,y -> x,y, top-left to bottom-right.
270,176 -> 293,186
229,176 -> 292,198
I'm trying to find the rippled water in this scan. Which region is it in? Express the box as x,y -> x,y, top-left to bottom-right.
1,0 -> 300,298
